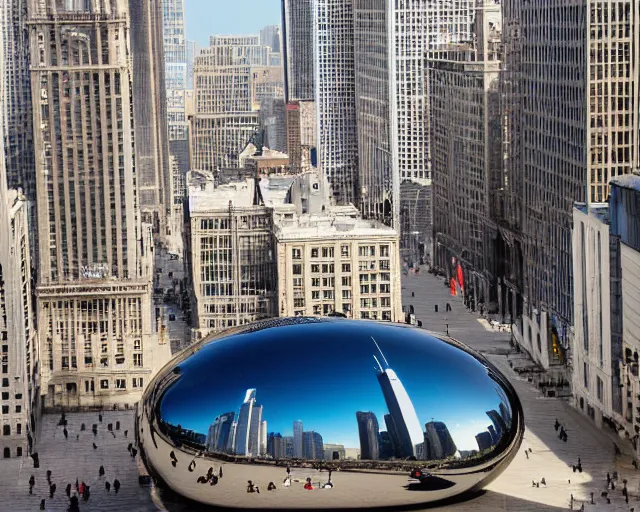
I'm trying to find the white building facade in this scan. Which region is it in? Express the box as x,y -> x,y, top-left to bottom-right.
572,205 -> 612,427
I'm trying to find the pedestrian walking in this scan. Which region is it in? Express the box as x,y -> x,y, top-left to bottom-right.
39,499 -> 45,510
49,482 -> 56,498
124,430 -> 128,437
105,481 -> 111,492
127,442 -> 133,453
113,478 -> 120,494
63,427 -> 68,439
219,466 -> 223,478
69,493 -> 80,512
65,483 -> 71,497
46,470 -> 52,483
607,472 -> 611,485
29,475 -> 35,495
524,450 -> 529,459
131,447 -> 137,458
99,465 -> 105,477
93,442 -> 97,450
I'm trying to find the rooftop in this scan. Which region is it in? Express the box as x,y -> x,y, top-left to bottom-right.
273,206 -> 398,241
574,202 -> 610,225
259,176 -> 295,206
189,176 -> 259,213
611,173 -> 640,192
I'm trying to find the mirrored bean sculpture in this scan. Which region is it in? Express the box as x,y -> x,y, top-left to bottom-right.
137,318 -> 524,509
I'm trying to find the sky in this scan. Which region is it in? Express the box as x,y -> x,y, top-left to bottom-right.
159,321 -> 509,452
185,0 -> 282,48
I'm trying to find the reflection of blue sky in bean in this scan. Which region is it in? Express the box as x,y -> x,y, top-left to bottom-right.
160,322 -> 508,450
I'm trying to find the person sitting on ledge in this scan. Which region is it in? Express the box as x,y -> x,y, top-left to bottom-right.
304,478 -> 314,490
247,480 -> 255,493
268,482 -> 276,491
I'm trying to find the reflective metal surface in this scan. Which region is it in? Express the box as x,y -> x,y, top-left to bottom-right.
137,318 -> 523,509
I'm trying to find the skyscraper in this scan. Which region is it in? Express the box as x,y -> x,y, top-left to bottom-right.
0,23 -> 36,456
234,389 -> 256,455
161,0 -> 190,183
428,0 -> 502,307
293,419 -> 303,458
424,421 -> 457,460
315,0 -> 358,204
28,0 -> 170,408
510,0 -> 639,368
130,0 -> 172,236
1,0 -> 35,196
281,0 -> 314,103
475,431 -> 493,452
356,411 -> 380,460
373,340 -> 423,457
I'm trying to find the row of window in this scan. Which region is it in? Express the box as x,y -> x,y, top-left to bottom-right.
2,423 -> 22,436
3,446 -> 23,458
292,245 -> 391,260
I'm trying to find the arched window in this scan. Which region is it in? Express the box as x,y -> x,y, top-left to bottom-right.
3,447 -> 10,458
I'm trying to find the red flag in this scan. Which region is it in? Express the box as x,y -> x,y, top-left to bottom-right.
450,278 -> 457,296
457,265 -> 464,292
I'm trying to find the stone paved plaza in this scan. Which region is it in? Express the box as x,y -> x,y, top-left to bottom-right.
1,272 -> 639,511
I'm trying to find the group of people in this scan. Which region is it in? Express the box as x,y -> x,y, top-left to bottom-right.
196,466 -> 223,486
245,467 -> 334,495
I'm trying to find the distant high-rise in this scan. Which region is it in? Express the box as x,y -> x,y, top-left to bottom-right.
234,389 -> 256,455
206,412 -> 235,452
302,430 -> 324,460
424,421 -> 457,460
161,0 -> 190,184
1,0 -> 35,199
28,0 -> 170,408
284,435 -> 294,458
373,341 -> 423,457
267,432 -> 286,458
293,420 -> 303,458
191,38 -> 281,171
356,411 -> 380,460
130,0 -> 172,236
315,0 -> 358,204
487,425 -> 498,446
281,0 -> 314,102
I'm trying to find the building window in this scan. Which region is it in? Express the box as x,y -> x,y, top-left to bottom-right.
133,354 -> 143,367
115,379 -> 126,390
294,298 -> 305,308
380,245 -> 390,257
15,406 -> 21,414
583,362 -> 589,389
312,278 -> 320,287
16,424 -> 21,435
311,264 -> 320,273
132,378 -> 144,388
134,339 -> 142,351
322,247 -> 334,258
16,447 -> 22,457
1,406 -> 7,414
1,379 -> 8,388
342,276 -> 351,287
342,290 -> 352,299
293,264 -> 302,275
3,447 -> 9,458
100,380 -> 109,390
382,311 -> 391,321
341,245 -> 350,257
342,263 -> 351,273
3,425 -> 10,436
597,376 -> 603,402
1,393 -> 8,400
311,248 -> 319,258
312,291 -> 320,300
379,260 -> 389,270
292,248 -> 302,260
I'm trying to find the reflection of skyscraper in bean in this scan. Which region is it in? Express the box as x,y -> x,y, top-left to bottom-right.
234,388 -> 256,455
248,404 -> 263,456
475,431 -> 493,452
356,411 -> 380,460
424,421 -> 457,460
499,401 -> 512,428
293,420 -> 303,458
486,410 -> 507,441
373,339 -> 423,458
384,414 -> 401,458
206,412 -> 235,452
302,431 -> 324,459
